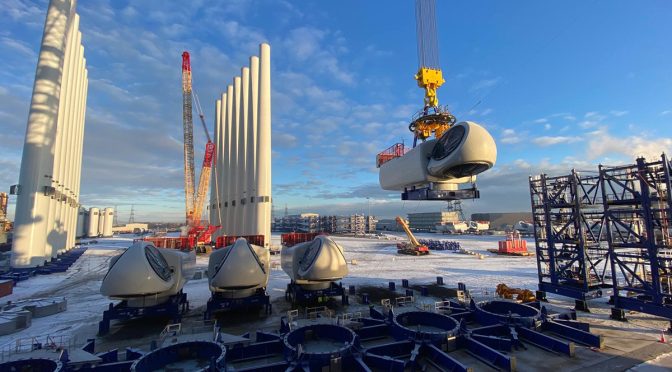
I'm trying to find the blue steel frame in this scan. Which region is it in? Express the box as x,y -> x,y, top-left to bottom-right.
98,292 -> 188,336
203,289 -> 271,320
529,170 -> 610,301
285,281 -> 348,305
600,154 -> 672,321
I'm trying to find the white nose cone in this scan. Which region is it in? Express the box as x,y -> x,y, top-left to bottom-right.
427,121 -> 497,179
297,236 -> 348,280
101,242 -> 175,298
208,238 -> 268,291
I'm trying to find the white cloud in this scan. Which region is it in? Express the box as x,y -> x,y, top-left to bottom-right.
469,77 -> 501,93
586,127 -> 672,161
610,110 -> 628,117
500,128 -> 521,144
533,136 -> 582,146
273,133 -> 298,148
544,123 -> 551,130
661,110 -> 671,116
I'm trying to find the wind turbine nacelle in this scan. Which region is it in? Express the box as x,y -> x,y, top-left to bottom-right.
427,121 -> 497,179
378,121 -> 497,191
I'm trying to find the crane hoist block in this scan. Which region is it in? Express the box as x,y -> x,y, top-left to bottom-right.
415,67 -> 445,88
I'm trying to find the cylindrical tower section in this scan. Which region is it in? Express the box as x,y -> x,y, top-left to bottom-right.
246,56 -> 259,237
45,13 -> 78,258
60,33 -> 83,255
102,208 -> 114,237
256,43 -> 272,248
70,58 -> 88,249
87,207 -> 99,238
98,207 -> 106,236
220,94 -> 228,235
230,77 -> 241,235
224,86 -> 233,235
238,67 -> 249,235
12,0 -> 75,268
210,99 -> 221,229
76,207 -> 87,238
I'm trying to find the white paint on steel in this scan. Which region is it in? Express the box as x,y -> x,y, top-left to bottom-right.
230,77 -> 241,235
246,56 -> 259,237
238,67 -> 249,235
224,86 -> 233,235
12,0 -> 75,267
257,43 -> 272,247
87,207 -> 99,237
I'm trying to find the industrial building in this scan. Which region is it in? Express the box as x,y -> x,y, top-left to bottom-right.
273,213 -> 376,234
10,1 -> 88,268
376,218 -> 400,232
407,211 -> 459,231
111,223 -> 149,234
470,212 -> 532,230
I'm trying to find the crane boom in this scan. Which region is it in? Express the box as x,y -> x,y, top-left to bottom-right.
182,52 -> 196,224
396,216 -> 421,247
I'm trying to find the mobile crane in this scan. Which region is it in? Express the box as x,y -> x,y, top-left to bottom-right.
395,216 -> 429,256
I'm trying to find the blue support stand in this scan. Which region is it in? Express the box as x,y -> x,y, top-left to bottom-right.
98,292 -> 188,336
203,289 -> 271,320
285,281 -> 347,306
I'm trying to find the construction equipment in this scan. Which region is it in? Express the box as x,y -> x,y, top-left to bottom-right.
496,283 -> 536,303
410,0 -> 455,143
180,52 -> 217,246
395,216 -> 429,255
376,0 -> 497,203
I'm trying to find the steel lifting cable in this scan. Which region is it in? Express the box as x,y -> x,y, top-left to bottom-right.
415,0 -> 440,69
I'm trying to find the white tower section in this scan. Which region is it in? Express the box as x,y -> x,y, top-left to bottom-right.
238,67 -> 249,235
256,43 -> 272,247
210,43 -> 272,247
11,0 -> 88,268
87,207 -> 99,238
224,86 -> 233,235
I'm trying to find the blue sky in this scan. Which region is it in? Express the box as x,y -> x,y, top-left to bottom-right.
1,0 -> 671,222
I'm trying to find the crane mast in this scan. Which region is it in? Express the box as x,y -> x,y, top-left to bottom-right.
181,51 -> 215,227
181,52 -> 196,225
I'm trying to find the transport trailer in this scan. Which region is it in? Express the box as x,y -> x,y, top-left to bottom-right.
285,281 -> 348,306
204,289 -> 271,320
98,292 -> 188,336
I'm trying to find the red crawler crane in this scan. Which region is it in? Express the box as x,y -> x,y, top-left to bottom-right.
181,52 -> 217,247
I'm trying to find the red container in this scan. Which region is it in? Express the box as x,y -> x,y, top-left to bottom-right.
280,232 -> 325,248
0,279 -> 13,298
215,235 -> 265,248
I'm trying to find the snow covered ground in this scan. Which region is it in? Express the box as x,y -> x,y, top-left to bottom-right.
0,233 -> 536,349
0,233 -> 670,369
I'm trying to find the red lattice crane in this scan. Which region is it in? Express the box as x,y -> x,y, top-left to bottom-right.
181,52 -> 216,234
